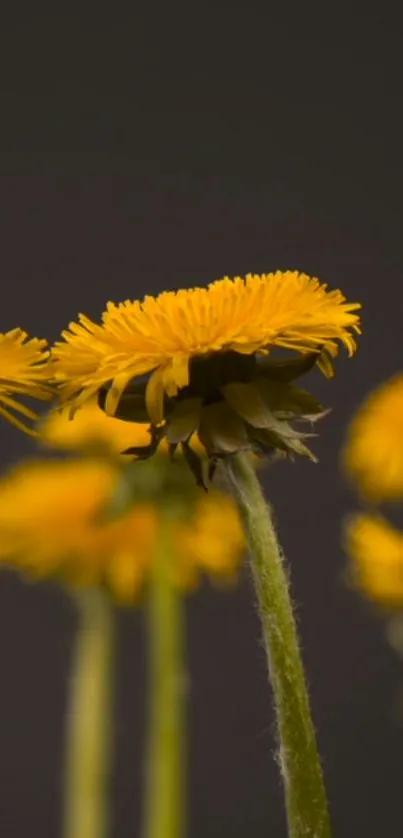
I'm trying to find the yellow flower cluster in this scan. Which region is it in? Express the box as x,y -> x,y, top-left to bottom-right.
343,374 -> 403,608
0,273 -> 362,838
0,271 -> 361,601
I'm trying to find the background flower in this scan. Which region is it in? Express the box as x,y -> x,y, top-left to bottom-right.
39,398 -> 205,459
342,373 -> 403,502
344,514 -> 403,608
40,399 -> 152,454
0,328 -> 51,434
0,458 -> 245,602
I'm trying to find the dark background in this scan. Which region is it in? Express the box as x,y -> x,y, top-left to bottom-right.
0,6 -> 402,837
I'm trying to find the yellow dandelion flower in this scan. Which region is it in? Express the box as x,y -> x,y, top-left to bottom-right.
40,399 -> 153,454
343,374 -> 403,502
0,458 -> 245,602
0,328 -> 51,434
52,272 -> 360,479
344,513 -> 403,607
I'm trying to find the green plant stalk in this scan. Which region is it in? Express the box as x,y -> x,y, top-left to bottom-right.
63,588 -> 114,838
142,530 -> 186,838
224,452 -> 332,838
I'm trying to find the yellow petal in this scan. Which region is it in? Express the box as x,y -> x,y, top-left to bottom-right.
145,368 -> 165,426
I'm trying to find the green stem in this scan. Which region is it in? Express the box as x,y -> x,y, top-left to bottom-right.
142,530 -> 186,838
223,452 -> 332,838
63,588 -> 114,838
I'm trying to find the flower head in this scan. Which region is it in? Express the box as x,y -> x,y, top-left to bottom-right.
0,328 -> 51,434
0,458 -> 244,602
344,514 -> 403,608
52,272 -> 361,481
342,374 -> 403,502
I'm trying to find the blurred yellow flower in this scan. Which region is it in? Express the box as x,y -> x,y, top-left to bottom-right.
40,400 -> 152,454
345,513 -> 403,607
39,399 -> 206,464
51,273 -> 361,479
343,374 -> 403,501
0,459 -> 245,602
0,328 -> 51,434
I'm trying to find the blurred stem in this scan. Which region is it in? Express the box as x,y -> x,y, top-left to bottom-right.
142,527 -> 186,838
223,452 -> 332,838
63,588 -> 114,838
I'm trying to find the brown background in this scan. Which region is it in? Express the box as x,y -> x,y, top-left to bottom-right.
0,6 -> 402,837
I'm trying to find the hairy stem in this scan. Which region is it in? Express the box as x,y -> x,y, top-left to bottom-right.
224,453 -> 331,838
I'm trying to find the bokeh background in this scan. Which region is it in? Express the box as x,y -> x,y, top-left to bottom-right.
1,7 -> 403,837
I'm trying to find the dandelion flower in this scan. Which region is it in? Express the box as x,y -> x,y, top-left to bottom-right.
0,458 -> 244,602
0,328 -> 51,434
52,272 -> 361,478
344,513 -> 403,607
343,374 -> 403,502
